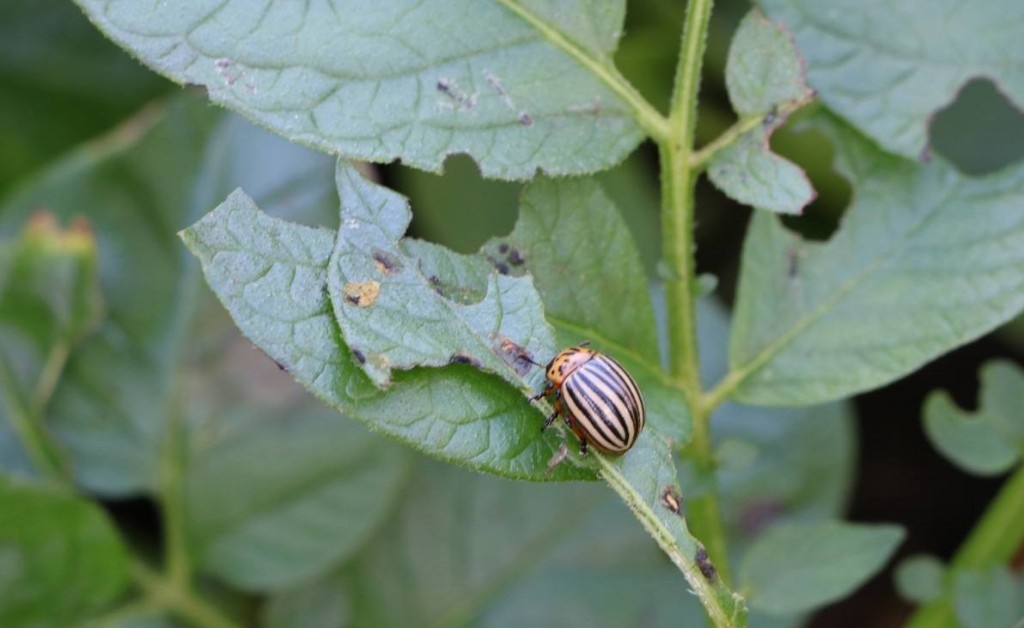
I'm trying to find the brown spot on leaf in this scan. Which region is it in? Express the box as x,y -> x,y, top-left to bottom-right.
352,349 -> 366,365
343,280 -> 380,307
661,486 -> 683,515
497,336 -> 535,377
507,248 -> 525,266
518,112 -> 533,126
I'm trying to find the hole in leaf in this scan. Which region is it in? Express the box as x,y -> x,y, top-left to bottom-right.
930,78 -> 1024,175
384,155 -> 520,254
772,115 -> 853,242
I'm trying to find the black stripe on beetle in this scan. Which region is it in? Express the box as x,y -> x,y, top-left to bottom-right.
531,344 -> 645,456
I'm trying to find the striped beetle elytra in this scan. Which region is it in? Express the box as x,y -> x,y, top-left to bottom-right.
530,343 -> 645,456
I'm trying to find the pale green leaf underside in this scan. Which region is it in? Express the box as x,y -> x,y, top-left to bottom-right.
729,116 -> 1024,405
711,9 -> 813,215
74,0 -> 642,179
954,567 -> 1024,628
708,131 -> 814,215
740,521 -> 904,615
725,9 -> 809,117
924,360 -> 1024,475
328,164 -> 555,389
895,554 -> 945,604
761,0 -> 1024,159
180,192 -> 587,481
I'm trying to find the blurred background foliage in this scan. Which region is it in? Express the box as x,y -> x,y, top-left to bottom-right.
1,0 -> 1023,626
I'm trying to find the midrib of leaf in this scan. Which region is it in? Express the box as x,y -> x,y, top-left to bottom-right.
427,498 -> 602,628
595,455 -> 739,627
494,0 -> 670,142
703,188 -> 955,411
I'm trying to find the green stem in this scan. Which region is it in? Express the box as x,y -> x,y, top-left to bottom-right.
690,114 -> 764,171
160,406 -> 191,587
30,341 -> 71,418
495,0 -> 671,141
661,0 -> 734,589
130,560 -> 240,628
0,348 -> 72,483
905,464 -> 1024,628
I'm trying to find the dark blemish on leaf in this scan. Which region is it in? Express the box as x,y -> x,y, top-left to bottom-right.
372,249 -> 402,275
498,243 -> 509,254
495,262 -> 510,275
661,486 -> 683,515
352,349 -> 366,365
449,351 -> 482,369
518,112 -> 533,126
497,336 -> 535,377
342,280 -> 380,307
695,546 -> 717,582
274,360 -> 289,372
787,248 -> 800,277
437,77 -> 476,111
763,109 -> 778,127
507,248 -> 525,266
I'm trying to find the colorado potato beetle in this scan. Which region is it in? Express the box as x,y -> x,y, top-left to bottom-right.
530,343 -> 645,455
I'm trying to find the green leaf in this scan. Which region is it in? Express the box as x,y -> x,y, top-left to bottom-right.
0,95 -> 339,496
186,404 -> 410,592
728,114 -> 1024,406
181,190 -> 586,482
0,474 -> 129,625
760,0 -> 1024,160
723,10 -> 809,118
337,459 -> 730,627
740,521 -> 904,615
953,567 -> 1024,628
262,575 -> 350,628
924,360 -> 1024,475
483,177 -> 690,444
692,298 -> 855,627
0,96 -> 220,494
708,9 -> 814,216
895,554 -> 946,604
0,0 -> 171,195
74,0 -> 644,179
328,163 -> 555,389
347,461 -> 607,626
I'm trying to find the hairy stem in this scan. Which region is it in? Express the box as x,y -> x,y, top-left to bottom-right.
661,0 -> 734,589
905,464 -> 1024,627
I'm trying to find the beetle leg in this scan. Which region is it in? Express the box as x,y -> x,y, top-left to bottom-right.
542,410 -> 559,431
528,383 -> 553,403
578,439 -> 588,457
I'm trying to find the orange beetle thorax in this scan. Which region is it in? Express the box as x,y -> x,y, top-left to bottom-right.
545,347 -> 597,386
